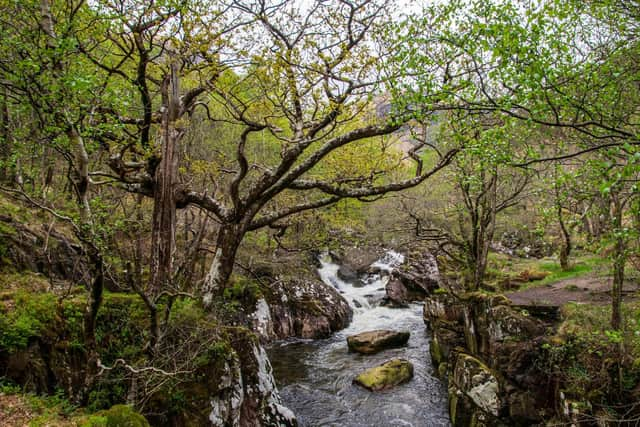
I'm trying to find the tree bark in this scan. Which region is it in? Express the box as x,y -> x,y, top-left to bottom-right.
610,195 -> 624,332
80,247 -> 103,404
202,223 -> 244,308
149,62 -> 181,297
0,87 -> 9,182
558,205 -> 572,271
471,172 -> 497,291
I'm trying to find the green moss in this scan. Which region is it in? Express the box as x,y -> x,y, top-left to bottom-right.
449,388 -> 458,424
354,359 -> 414,391
0,290 -> 58,352
223,276 -> 262,306
438,362 -> 449,378
169,298 -> 206,325
82,405 -> 149,427
430,337 -> 444,365
96,292 -> 148,362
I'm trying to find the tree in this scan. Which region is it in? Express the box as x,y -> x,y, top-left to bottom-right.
71,0 -> 460,307
0,0 -> 115,401
397,112 -> 531,290
394,0 -> 640,150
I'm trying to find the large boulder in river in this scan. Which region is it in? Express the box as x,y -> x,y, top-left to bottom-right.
383,278 -> 409,307
347,330 -> 410,354
393,250 -> 440,300
337,264 -> 360,283
331,246 -> 387,275
353,359 -> 414,391
255,277 -> 352,342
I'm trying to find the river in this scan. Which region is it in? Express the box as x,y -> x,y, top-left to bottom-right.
268,251 -> 450,427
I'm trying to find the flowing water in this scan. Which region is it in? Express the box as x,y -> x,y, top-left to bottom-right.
268,251 -> 450,427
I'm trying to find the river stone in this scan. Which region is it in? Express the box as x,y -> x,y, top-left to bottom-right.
384,278 -> 409,307
347,330 -> 410,354
353,359 -> 414,391
337,264 -> 359,283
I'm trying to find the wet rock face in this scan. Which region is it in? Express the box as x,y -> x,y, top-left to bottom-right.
423,293 -> 465,325
337,264 -> 360,283
331,246 -> 387,276
254,277 -> 352,342
209,342 -> 298,427
346,330 -> 410,355
353,359 -> 414,391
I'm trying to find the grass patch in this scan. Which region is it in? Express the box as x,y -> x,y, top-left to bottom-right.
0,381 -> 82,426
0,271 -> 51,293
559,301 -> 640,340
487,251 -> 609,291
535,258 -> 608,286
0,382 -> 151,426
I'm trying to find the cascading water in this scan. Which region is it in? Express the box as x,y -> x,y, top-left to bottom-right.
268,251 -> 450,427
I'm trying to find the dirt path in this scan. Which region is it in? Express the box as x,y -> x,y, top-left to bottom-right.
506,275 -> 640,307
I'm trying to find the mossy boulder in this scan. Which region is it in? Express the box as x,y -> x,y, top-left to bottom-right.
347,330 -> 410,354
84,404 -> 150,426
353,359 -> 414,391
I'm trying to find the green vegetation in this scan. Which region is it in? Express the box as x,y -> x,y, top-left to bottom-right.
538,301 -> 640,402
484,252 -> 609,290
0,291 -> 58,352
0,382 -> 150,426
0,0 -> 639,424
83,405 -> 150,427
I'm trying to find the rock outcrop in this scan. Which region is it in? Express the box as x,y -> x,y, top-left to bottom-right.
253,277 -> 352,342
209,342 -> 297,427
0,212 -> 90,285
346,330 -> 410,354
384,250 -> 440,305
424,291 -> 553,426
353,359 -> 414,391
0,288 -> 297,427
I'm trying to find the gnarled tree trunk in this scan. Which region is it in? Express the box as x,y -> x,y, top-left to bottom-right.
149,62 -> 181,297
202,222 -> 245,308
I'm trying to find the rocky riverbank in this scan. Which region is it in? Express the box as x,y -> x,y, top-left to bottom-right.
423,285 -> 640,426
424,291 -> 554,426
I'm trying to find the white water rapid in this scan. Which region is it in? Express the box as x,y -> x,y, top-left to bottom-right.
268,251 -> 450,427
